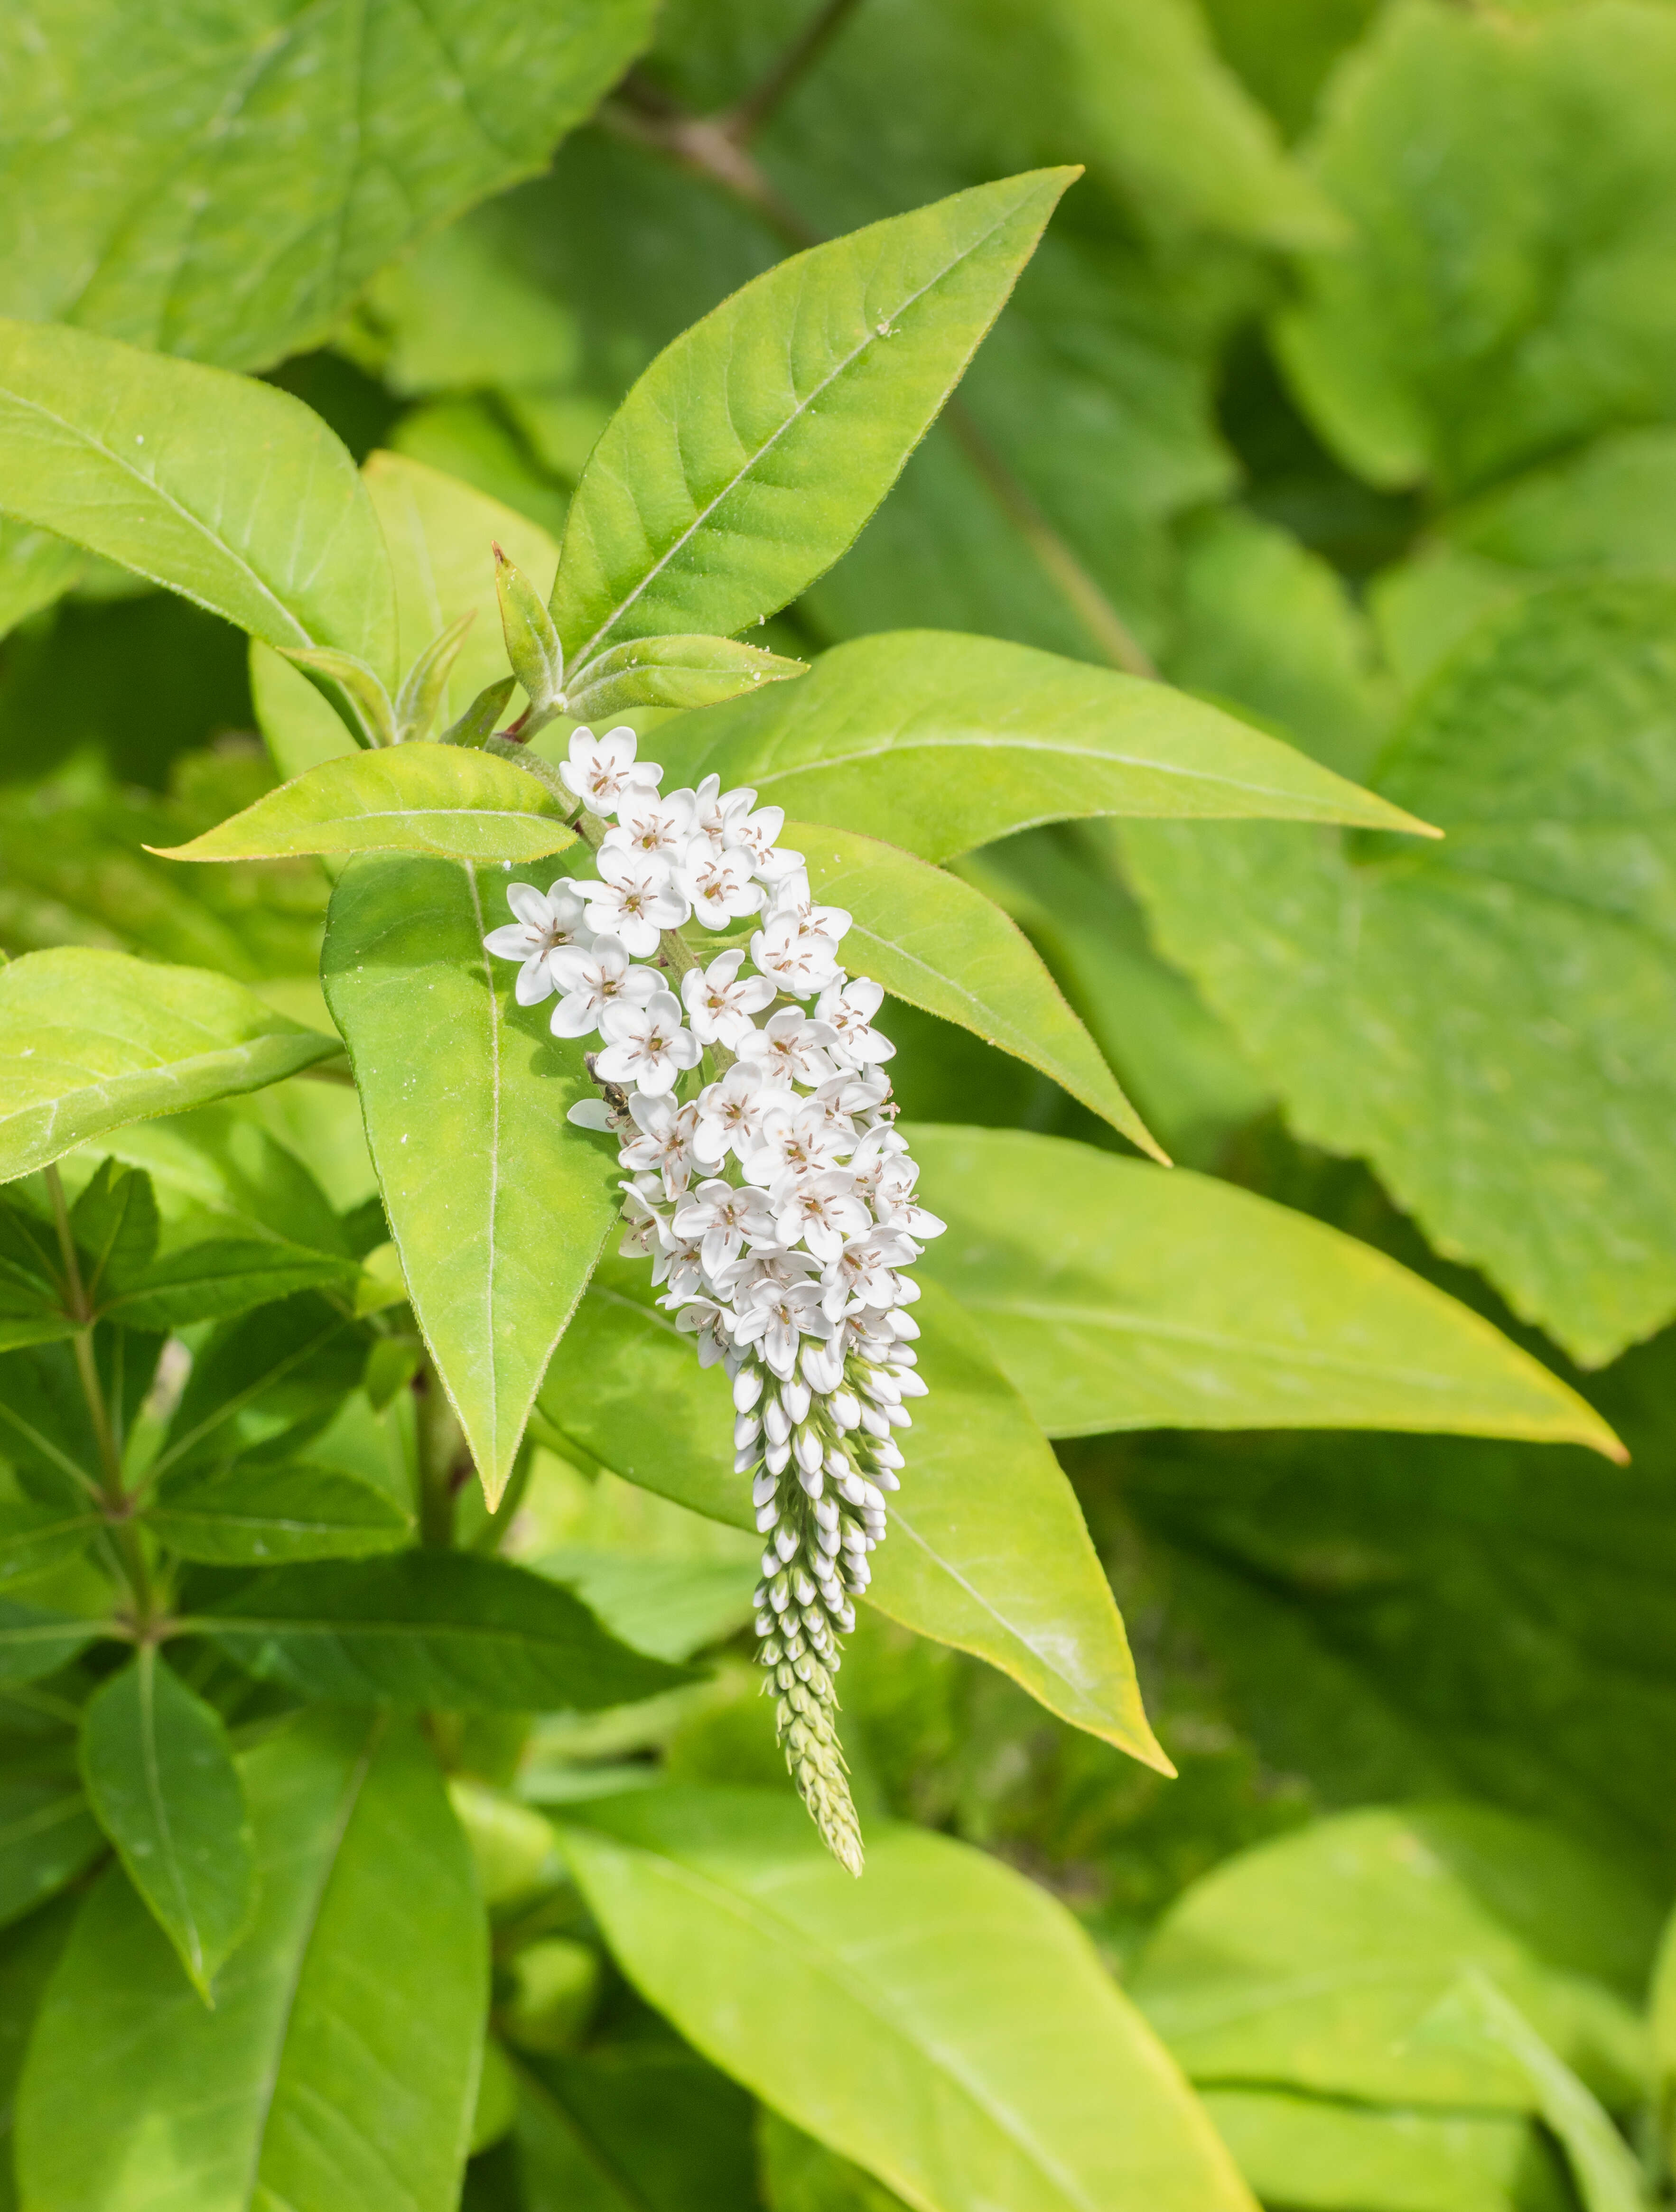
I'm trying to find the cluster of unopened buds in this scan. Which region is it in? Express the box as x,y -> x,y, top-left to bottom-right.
485,723 -> 943,1872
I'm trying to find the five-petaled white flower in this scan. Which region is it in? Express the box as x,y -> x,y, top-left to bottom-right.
773,1170 -> 871,1262
673,1180 -> 778,1278
617,1184 -> 670,1261
617,1094 -> 701,1200
671,1296 -> 734,1367
766,871 -> 852,944
602,788 -> 695,864
750,912 -> 843,998
737,1008 -> 840,1087
482,880 -> 592,1004
596,992 -> 702,1097
547,934 -> 661,1040
582,846 -> 691,956
744,1099 -> 854,1188
667,775 -> 748,854
732,1280 -> 831,1379
692,1061 -> 790,1167
820,1229 -> 917,1320
815,976 -> 896,1065
682,950 -> 775,1048
678,837 -> 765,929
559,725 -> 661,817
726,801 -> 799,881
874,1161 -> 945,1239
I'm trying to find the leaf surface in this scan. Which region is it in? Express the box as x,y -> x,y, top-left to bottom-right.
0,0 -> 659,372
0,949 -> 340,1183
322,855 -> 621,1500
18,1709 -> 485,2211
909,1126 -> 1620,1451
154,744 -> 577,865
0,1778 -> 104,1933
540,1261 -> 1164,1766
561,1786 -> 1256,2212
659,630 -> 1433,859
194,1551 -> 691,1711
793,824 -> 1159,1156
1124,580 -> 1676,1365
80,1650 -> 256,1997
150,1465 -> 412,1565
550,172 -> 1077,667
0,1605 -> 101,1686
0,320 -> 397,681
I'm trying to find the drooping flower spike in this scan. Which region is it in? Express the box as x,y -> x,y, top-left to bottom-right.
484,723 -> 943,1875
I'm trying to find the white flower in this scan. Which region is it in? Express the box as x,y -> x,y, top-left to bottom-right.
743,1098 -> 854,1187
819,1230 -> 917,1320
617,1093 -> 701,1200
673,1179 -> 777,1277
596,991 -> 702,1097
617,1185 -> 669,1260
750,912 -> 843,998
482,880 -> 592,1005
547,934 -> 661,1039
736,1007 -> 840,1087
847,1122 -> 911,1210
581,846 -> 691,956
559,725 -> 661,817
729,1244 -> 821,1310
727,800 -> 801,881
652,1229 -> 707,1301
666,775 -> 748,853
732,1281 -> 831,1380
773,1170 -> 871,1262
677,837 -> 765,929
766,870 -> 852,945
809,1068 -> 892,1130
692,1061 -> 791,1167
681,949 -> 775,1048
815,976 -> 896,1065
601,788 -> 694,864
671,1296 -> 734,1367
873,1159 -> 946,1239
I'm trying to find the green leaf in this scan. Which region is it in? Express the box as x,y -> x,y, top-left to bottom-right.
540,1261 -> 1166,1768
549,171 -> 1078,667
322,855 -> 622,1502
0,1329 -> 163,1511
908,1126 -> 1620,1452
193,1551 -> 693,1711
150,1293 -> 367,1486
1275,0 -> 1676,494
276,645 -> 398,748
508,2042 -> 762,2212
0,1503 -> 100,1593
149,1464 -> 412,1565
102,1238 -> 357,1332
0,948 -> 340,1183
1,0 -> 659,371
496,546 -> 566,719
561,1785 -> 1256,2212
88,1101 -> 353,1265
441,678 -> 519,751
396,611 -> 476,746
565,635 -> 808,722
79,1649 -> 256,1998
1124,579 -> 1676,1366
658,630 -> 1434,861
0,520 -> 83,643
69,1158 -> 158,1302
0,1605 -> 99,1687
0,1778 -> 104,1932
152,744 -> 578,866
0,320 -> 398,683
1130,1803 -> 1655,2115
793,824 -> 1162,1158
17,1709 -> 486,2211
759,2109 -> 913,2212
0,1206 -> 71,1355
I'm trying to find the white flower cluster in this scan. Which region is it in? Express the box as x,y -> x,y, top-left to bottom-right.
485,724 -> 943,1873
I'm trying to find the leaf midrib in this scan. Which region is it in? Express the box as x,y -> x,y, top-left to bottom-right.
566,193 -> 1039,669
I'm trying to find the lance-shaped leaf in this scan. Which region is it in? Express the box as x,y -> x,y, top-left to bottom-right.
1,0 -> 659,373
100,1239 -> 357,1332
0,949 -> 340,1183
0,1604 -> 100,1686
151,745 -> 578,866
539,1261 -> 1165,1767
908,1126 -> 1622,1453
149,1465 -> 411,1565
322,855 -> 621,1501
658,630 -> 1435,859
147,1293 -> 367,1487
191,1552 -> 692,1711
565,635 -> 808,722
792,823 -> 1161,1158
0,1777 -> 104,1931
0,320 -> 397,683
560,1787 -> 1256,2212
18,1710 -> 485,2211
80,1649 -> 256,1998
549,171 -> 1079,667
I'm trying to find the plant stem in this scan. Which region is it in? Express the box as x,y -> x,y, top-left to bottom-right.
721,0 -> 867,145
43,1164 -> 155,1624
412,1355 -> 462,1548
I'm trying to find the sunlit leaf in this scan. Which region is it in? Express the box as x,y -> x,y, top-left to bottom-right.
149,1464 -> 411,1564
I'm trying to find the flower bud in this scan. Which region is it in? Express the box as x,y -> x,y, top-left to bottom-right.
733,1365 -> 764,1413
782,1379 -> 811,1423
736,1413 -> 762,1451
764,1400 -> 790,1446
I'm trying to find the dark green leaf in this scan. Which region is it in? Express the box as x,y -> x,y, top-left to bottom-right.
152,1293 -> 367,1485
561,1786 -> 1255,2212
18,1709 -> 486,2210
0,949 -> 340,1183
101,1236 -> 357,1332
68,1159 -> 158,1304
193,1552 -> 692,1711
549,171 -> 1077,667
0,1779 -> 103,1933
0,319 -> 398,679
658,629 -> 1433,861
93,1102 -> 352,1263
322,855 -> 621,1502
760,2109 -> 913,2212
80,1649 -> 256,1997
1,0 -> 660,371
150,1464 -> 411,1565
509,2043 -> 761,2212
0,1504 -> 100,1593
0,1605 -> 100,1688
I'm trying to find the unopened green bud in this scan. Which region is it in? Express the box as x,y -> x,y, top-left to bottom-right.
494,544 -> 564,721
